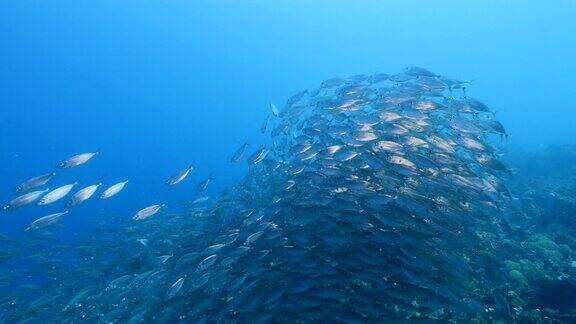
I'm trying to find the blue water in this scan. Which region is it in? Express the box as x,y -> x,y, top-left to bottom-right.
1,1 -> 576,321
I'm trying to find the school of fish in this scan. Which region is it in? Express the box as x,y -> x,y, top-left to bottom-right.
1,67 -> 521,322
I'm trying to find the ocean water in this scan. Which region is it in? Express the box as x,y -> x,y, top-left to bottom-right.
1,1 -> 576,323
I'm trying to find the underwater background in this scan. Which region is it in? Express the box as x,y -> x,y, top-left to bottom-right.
1,1 -> 576,323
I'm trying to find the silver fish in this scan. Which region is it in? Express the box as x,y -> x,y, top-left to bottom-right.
324,145 -> 343,155
334,150 -> 360,162
166,277 -> 185,299
3,189 -> 49,211
59,151 -> 99,168
66,183 -> 101,207
351,114 -> 380,127
26,211 -> 68,231
137,239 -> 149,246
450,118 -> 482,134
389,155 -> 417,170
261,115 -> 271,134
16,172 -> 56,192
203,244 -> 225,255
403,66 -> 437,77
289,142 -> 312,155
196,176 -> 213,193
39,182 -> 77,205
462,98 -> 491,113
404,136 -> 429,148
270,103 -> 280,117
354,131 -> 378,142
192,196 -> 210,204
460,137 -> 486,152
231,142 -> 249,163
197,254 -> 218,272
373,140 -> 403,154
414,100 -> 440,111
379,111 -> 402,122
248,147 -> 269,165
133,204 -> 164,220
389,73 -> 414,82
158,255 -> 172,264
416,76 -> 447,91
245,231 -> 264,245
297,149 -> 318,161
482,119 -> 507,135
166,166 -> 194,186
427,135 -> 455,154
285,180 -> 296,190
286,90 -> 307,106
100,181 -> 129,199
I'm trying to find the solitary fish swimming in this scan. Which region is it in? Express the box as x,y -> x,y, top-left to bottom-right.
261,115 -> 271,134
38,182 -> 77,205
100,181 -> 129,199
133,204 -> 164,221
270,103 -> 280,117
66,183 -> 101,207
3,189 -> 49,211
16,172 -> 56,192
26,211 -> 68,231
58,151 -> 99,169
166,166 -> 194,186
230,142 -> 249,163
